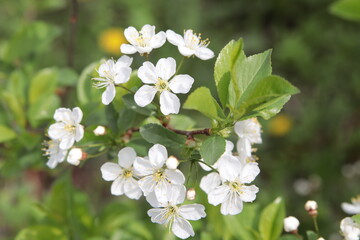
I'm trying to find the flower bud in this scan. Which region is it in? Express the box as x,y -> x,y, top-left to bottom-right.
166,156 -> 179,170
186,188 -> 196,201
93,126 -> 106,136
67,148 -> 85,166
284,216 -> 300,233
305,200 -> 318,217
317,238 -> 325,240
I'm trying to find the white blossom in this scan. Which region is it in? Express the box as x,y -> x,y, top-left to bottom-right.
146,185 -> 206,239
121,24 -> 166,55
133,144 -> 185,202
166,29 -> 214,60
207,156 -> 260,215
67,148 -> 83,166
100,147 -> 142,199
93,125 -> 106,136
134,57 -> 194,115
305,200 -> 318,211
93,56 -> 132,105
235,118 -> 262,157
43,139 -> 68,169
340,217 -> 360,240
48,107 -> 84,150
284,216 -> 300,232
342,195 -> 360,215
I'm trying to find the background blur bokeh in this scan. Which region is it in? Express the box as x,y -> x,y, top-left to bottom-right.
0,0 -> 359,239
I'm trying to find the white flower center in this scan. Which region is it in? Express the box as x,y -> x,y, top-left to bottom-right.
228,181 -> 244,194
136,31 -> 150,47
93,71 -> 114,89
155,78 -> 170,92
64,124 -> 76,133
122,169 -> 133,179
153,169 -> 166,182
185,30 -> 209,50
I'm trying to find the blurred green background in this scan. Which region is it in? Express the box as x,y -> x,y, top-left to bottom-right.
0,0 -> 359,239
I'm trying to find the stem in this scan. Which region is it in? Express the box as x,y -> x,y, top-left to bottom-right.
312,216 -> 320,236
175,56 -> 185,74
87,149 -> 108,159
193,159 -> 218,173
166,126 -> 211,137
67,0 -> 78,67
76,143 -> 106,148
117,85 -> 135,94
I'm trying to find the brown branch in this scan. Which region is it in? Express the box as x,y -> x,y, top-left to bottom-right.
166,126 -> 211,137
67,0 -> 78,67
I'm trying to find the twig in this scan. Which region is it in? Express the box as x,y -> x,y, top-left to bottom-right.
67,0 -> 78,67
166,126 -> 211,137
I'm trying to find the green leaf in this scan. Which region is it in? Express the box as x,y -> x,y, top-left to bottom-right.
105,103 -> 119,135
29,68 -> 58,104
235,75 -> 299,119
259,197 -> 286,240
214,39 -> 244,107
3,21 -> 61,62
117,107 -> 136,134
183,87 -> 225,120
77,61 -> 101,105
352,214 -> 360,225
280,235 -> 299,240
140,124 -> 186,148
1,92 -> 26,127
57,68 -> 79,87
28,94 -> 60,128
122,94 -> 156,116
200,135 -> 226,165
0,125 -> 16,142
168,115 -> 196,130
15,225 -> 67,240
306,231 -> 318,240
330,0 -> 360,22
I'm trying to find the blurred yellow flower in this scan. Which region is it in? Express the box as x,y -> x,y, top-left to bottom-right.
98,28 -> 127,55
268,114 -> 293,136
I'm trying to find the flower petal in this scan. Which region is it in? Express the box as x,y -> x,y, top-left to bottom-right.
102,84 -> 116,105
133,157 -> 153,176
75,125 -> 84,142
134,85 -> 157,107
166,30 -> 185,46
237,138 -> 252,157
120,44 -> 137,54
148,208 -> 167,224
141,24 -> 155,38
165,169 -> 185,185
124,178 -> 142,200
116,55 -> 133,68
220,193 -> 243,215
100,162 -> 122,181
114,67 -> 132,84
154,180 -> 172,203
168,184 -> 186,205
200,172 -> 221,194
169,74 -> 194,94
159,91 -> 180,115
48,122 -> 67,140
156,57 -> 176,81
53,108 -> 72,123
341,202 -> 360,215
111,177 -> 125,196
148,144 -> 167,168
150,31 -> 166,49
178,46 -> 195,57
124,26 -> 139,45
118,147 -> 137,169
59,136 -> 75,150
138,175 -> 156,196
208,185 -> 230,206
72,107 -> 83,123
239,163 -> 260,184
179,204 -> 206,220
138,61 -> 158,84
146,191 -> 162,208
195,47 -> 215,60
172,217 -> 195,239
217,154 -> 242,182
240,185 -> 259,202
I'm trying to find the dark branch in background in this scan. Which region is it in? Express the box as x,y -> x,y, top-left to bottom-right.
67,0 -> 78,67
166,126 -> 211,137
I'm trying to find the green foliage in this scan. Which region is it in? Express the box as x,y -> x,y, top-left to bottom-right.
15,225 -> 67,240
183,87 -> 225,120
330,0 -> 360,22
259,197 -> 286,240
279,235 -> 299,240
200,135 -> 226,165
140,123 -> 186,148
0,125 -> 16,142
122,94 -> 157,116
352,214 -> 360,224
306,231 -> 318,240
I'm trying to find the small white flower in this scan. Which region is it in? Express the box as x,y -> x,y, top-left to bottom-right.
93,125 -> 106,136
146,185 -> 206,239
133,144 -> 185,202
43,139 -> 68,169
134,57 -> 194,115
166,29 -> 214,60
340,217 -> 360,240
93,56 -> 132,105
67,148 -> 83,166
207,156 -> 260,215
342,195 -> 360,215
283,216 -> 300,232
100,147 -> 142,199
234,118 -> 262,157
121,24 -> 166,55
48,107 -> 84,150
166,155 -> 179,170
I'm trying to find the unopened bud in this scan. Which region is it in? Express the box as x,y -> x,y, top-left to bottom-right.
185,138 -> 197,148
305,200 -> 318,217
317,238 -> 325,240
284,216 -> 300,233
186,188 -> 196,200
93,126 -> 106,136
67,148 -> 85,166
166,156 -> 179,170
